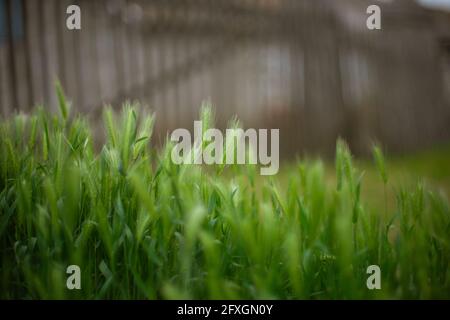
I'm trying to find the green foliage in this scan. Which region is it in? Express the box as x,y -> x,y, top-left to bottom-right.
0,98 -> 449,299
373,144 -> 388,185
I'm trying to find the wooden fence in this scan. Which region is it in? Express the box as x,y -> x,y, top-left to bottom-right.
0,0 -> 449,156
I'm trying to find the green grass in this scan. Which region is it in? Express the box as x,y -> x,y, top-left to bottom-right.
0,92 -> 449,299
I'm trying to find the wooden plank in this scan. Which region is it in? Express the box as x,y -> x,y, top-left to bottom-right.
40,0 -> 61,112
4,0 -> 18,112
0,0 -> 12,115
12,1 -> 32,111
0,44 -> 13,116
77,0 -> 100,112
58,0 -> 79,110
22,0 -> 45,109
120,18 -> 132,103
95,0 -> 118,105
142,27 -> 157,108
134,29 -> 146,101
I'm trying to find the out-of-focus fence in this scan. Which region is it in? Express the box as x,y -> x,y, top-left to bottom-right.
0,0 -> 449,156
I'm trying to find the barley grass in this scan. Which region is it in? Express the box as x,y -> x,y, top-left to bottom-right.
0,93 -> 449,299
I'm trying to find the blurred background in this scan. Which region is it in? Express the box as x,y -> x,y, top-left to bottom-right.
0,0 -> 449,158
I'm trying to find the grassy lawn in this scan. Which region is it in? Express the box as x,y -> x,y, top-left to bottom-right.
0,91 -> 449,299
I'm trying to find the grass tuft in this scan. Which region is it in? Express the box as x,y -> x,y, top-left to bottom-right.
0,101 -> 449,299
